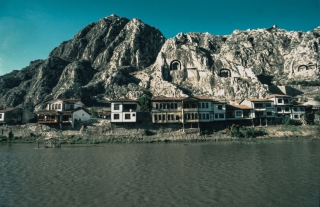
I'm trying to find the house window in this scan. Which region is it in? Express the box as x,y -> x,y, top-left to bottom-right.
176,115 -> 179,120
267,112 -> 272,116
171,114 -> 174,120
154,115 -> 157,121
294,115 -> 298,119
159,115 -> 161,120
284,99 -> 289,104
215,114 -> 218,119
198,103 -> 201,108
285,107 -> 290,112
202,103 -> 205,108
206,114 -> 209,119
160,104 -> 163,109
254,103 -> 263,108
266,103 -> 271,107
163,115 -> 166,120
156,104 -> 158,109
113,104 -> 119,110
171,103 -> 174,109
293,107 -> 298,112
206,103 -> 208,108
174,103 -> 177,109
236,111 -> 242,116
70,105 -> 74,110
278,99 -> 283,103
195,113 -> 198,119
0,114 -> 2,119
202,114 -> 205,119
191,113 -> 194,119
218,105 -> 222,110
113,114 -> 119,120
219,114 -> 224,118
243,111 -> 249,117
125,114 -> 130,119
277,107 -> 282,112
300,107 -> 305,111
168,114 -> 171,120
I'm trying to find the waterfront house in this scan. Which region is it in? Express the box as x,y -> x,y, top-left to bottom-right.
240,98 -> 275,125
36,99 -> 91,128
0,108 -> 22,124
212,101 -> 227,121
110,99 -> 140,123
267,94 -> 292,123
291,103 -> 306,121
195,96 -> 213,122
151,96 -> 184,124
226,104 -> 253,122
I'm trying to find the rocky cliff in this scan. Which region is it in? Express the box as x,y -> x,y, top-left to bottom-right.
0,15 -> 319,110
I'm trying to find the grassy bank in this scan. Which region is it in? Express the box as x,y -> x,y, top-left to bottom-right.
0,125 -> 319,145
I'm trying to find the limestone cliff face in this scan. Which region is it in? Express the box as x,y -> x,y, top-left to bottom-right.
148,26 -> 320,99
0,16 -> 319,110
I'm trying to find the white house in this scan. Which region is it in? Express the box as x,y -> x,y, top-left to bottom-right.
291,104 -> 306,120
196,96 -> 213,122
37,98 -> 91,128
267,94 -> 292,122
111,99 -> 140,123
212,101 -> 227,121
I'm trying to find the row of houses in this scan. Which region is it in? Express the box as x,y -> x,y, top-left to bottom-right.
0,94 -> 318,128
110,94 -> 309,127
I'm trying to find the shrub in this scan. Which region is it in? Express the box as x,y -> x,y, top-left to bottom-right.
226,124 -> 266,138
143,129 -> 154,136
282,117 -> 300,126
314,96 -> 320,102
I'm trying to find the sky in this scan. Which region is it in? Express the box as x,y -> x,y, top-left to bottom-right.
0,0 -> 319,75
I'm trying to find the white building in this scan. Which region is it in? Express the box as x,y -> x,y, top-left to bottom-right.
37,99 -> 91,128
212,101 -> 227,121
196,96 -> 213,122
267,94 -> 292,122
111,99 -> 140,123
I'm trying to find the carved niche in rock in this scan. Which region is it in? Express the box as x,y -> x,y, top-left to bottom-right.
220,69 -> 231,77
297,63 -> 318,72
170,60 -> 182,71
168,60 -> 186,84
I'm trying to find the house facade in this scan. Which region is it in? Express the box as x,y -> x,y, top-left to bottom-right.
36,99 -> 91,128
110,99 -> 140,123
151,97 -> 183,124
267,94 -> 292,123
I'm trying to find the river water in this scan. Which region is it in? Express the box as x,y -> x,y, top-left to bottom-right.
0,140 -> 319,207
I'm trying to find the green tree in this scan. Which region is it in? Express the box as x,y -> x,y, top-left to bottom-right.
137,90 -> 152,112
90,106 -> 98,118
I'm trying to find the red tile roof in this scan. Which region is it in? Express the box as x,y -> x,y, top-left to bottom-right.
246,98 -> 273,102
152,96 -> 185,101
227,104 -> 252,110
111,98 -> 137,102
267,94 -> 292,98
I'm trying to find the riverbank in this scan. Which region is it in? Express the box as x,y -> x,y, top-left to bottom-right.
0,122 -> 319,144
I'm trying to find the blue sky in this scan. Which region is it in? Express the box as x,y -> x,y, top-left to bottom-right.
0,0 -> 319,75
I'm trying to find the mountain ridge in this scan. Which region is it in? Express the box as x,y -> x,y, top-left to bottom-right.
0,15 -> 319,110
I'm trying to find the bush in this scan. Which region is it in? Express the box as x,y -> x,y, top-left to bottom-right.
143,129 -> 154,136
226,124 -> 266,138
314,96 -> 320,102
282,117 -> 300,126
240,127 -> 266,138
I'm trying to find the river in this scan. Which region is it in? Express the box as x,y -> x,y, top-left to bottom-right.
0,140 -> 319,207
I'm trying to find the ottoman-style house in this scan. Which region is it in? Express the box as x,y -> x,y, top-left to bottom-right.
110,98 -> 140,123
36,99 -> 91,128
